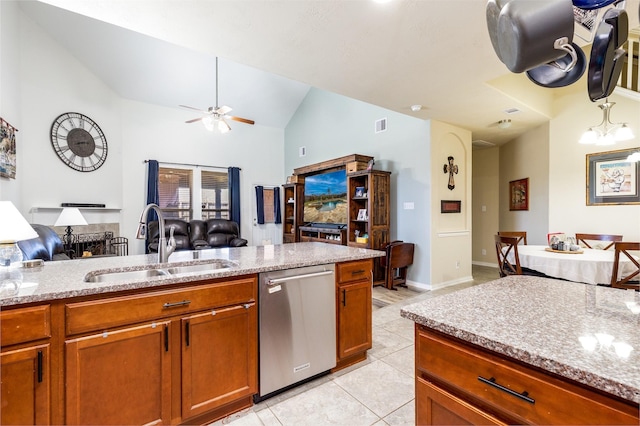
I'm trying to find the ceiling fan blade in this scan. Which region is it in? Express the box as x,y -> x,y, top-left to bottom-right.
185,117 -> 203,124
216,105 -> 232,115
179,104 -> 208,113
228,115 -> 255,125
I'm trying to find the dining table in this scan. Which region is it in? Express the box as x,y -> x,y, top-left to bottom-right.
506,244 -> 639,285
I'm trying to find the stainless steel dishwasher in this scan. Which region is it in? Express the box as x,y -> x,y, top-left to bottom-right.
256,264 -> 336,401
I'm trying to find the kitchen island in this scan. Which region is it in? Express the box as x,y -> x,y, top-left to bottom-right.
0,242 -> 383,425
401,275 -> 640,425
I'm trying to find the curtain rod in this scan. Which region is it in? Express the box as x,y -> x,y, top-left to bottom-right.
143,160 -> 240,171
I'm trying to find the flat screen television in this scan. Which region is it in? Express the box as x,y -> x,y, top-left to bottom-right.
303,169 -> 348,226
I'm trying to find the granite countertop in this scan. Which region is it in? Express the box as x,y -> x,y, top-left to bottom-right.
401,275 -> 640,404
0,242 -> 383,307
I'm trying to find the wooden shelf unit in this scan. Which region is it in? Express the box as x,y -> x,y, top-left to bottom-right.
347,170 -> 391,285
299,226 -> 346,245
282,183 -> 303,244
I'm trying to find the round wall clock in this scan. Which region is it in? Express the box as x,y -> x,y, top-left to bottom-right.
50,112 -> 108,172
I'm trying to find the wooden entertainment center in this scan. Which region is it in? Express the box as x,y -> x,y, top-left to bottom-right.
283,154 -> 391,282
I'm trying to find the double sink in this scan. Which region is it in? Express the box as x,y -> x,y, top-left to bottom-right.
85,259 -> 238,283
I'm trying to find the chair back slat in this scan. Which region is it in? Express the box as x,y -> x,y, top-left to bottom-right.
611,242 -> 640,290
498,231 -> 527,245
575,233 -> 622,250
494,235 -> 522,278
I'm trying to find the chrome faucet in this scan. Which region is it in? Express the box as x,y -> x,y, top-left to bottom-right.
136,203 -> 176,263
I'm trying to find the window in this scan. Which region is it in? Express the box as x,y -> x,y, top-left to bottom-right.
158,168 -> 192,220
158,166 -> 229,221
201,170 -> 229,220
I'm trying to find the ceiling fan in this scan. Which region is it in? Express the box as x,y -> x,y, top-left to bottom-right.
180,57 -> 255,133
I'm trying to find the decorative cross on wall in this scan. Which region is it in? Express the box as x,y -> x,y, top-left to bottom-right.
443,156 -> 458,190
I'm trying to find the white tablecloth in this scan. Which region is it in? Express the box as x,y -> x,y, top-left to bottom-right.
506,245 -> 638,285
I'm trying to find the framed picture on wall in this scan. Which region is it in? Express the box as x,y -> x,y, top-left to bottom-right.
586,148 -> 640,205
509,178 -> 529,211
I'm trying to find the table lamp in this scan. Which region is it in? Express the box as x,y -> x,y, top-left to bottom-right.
55,207 -> 88,256
0,201 -> 38,267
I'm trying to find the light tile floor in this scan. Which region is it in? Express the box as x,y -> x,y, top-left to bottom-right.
212,265 -> 498,426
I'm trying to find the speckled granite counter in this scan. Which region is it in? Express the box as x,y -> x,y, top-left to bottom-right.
0,242 -> 383,307
401,275 -> 640,404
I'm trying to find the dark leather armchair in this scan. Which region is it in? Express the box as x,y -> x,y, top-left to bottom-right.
18,224 -> 70,261
147,219 -> 247,253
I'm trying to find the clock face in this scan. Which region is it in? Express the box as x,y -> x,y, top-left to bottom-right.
50,112 -> 108,172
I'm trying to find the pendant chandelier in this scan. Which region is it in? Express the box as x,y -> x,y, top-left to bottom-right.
579,100 -> 634,145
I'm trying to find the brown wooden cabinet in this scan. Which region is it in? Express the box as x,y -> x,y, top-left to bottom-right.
347,170 -> 390,284
1,305 -> 52,425
282,183 -> 303,243
65,321 -> 172,425
299,226 -> 346,245
64,276 -> 257,425
334,259 -> 372,371
415,325 -> 639,425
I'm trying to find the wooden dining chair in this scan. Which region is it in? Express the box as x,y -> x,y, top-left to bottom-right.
494,235 -> 522,278
575,233 -> 622,250
497,231 -> 527,245
380,241 -> 415,290
611,242 -> 640,290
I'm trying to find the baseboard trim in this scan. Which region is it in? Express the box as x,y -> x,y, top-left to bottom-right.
473,261 -> 498,268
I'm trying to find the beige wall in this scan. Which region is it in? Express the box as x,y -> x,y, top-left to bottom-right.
549,91 -> 640,241
430,120 -> 473,288
472,147 -> 499,266
499,123 -> 550,245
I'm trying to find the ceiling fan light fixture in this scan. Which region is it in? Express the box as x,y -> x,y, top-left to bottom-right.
498,119 -> 511,129
202,115 -> 215,132
216,117 -> 231,134
614,124 -> 634,141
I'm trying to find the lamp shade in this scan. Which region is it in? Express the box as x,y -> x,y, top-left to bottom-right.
0,201 -> 38,243
55,208 -> 88,227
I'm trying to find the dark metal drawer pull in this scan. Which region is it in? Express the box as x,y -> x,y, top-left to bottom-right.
478,376 -> 535,404
351,269 -> 365,275
163,300 -> 191,309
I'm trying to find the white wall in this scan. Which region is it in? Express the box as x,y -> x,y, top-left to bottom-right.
472,146 -> 499,266
285,88 -> 434,287
3,3 -> 285,254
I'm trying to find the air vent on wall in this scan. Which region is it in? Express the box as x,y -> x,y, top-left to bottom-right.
375,118 -> 387,133
472,140 -> 495,148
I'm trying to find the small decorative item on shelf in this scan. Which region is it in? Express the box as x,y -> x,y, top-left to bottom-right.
355,187 -> 365,198
357,209 -> 368,221
356,233 -> 369,244
288,198 -> 294,203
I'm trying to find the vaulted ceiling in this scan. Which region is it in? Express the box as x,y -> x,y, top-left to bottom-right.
24,0 -> 640,145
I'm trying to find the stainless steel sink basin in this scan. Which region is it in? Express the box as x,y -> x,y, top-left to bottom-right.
166,260 -> 237,275
85,259 -> 238,283
86,268 -> 171,283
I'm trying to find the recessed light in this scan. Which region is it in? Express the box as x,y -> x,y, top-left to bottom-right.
372,0 -> 394,3
411,105 -> 422,112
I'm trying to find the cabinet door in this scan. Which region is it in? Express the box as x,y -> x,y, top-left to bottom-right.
417,377 -> 506,426
65,322 -> 171,425
337,280 -> 372,360
181,303 -> 257,420
1,344 -> 50,425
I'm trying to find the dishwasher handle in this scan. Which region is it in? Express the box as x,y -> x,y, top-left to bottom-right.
267,270 -> 334,285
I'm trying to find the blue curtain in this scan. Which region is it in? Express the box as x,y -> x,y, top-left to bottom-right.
274,187 -> 282,224
255,186 -> 265,224
145,160 -> 159,254
228,167 -> 241,232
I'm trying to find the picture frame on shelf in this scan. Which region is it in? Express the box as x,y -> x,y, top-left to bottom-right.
509,178 -> 529,211
356,209 -> 368,221
354,186 -> 365,198
586,148 -> 640,206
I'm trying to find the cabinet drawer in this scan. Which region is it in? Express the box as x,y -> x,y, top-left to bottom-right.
337,259 -> 372,284
66,276 -> 256,335
1,305 -> 51,347
417,327 -> 638,425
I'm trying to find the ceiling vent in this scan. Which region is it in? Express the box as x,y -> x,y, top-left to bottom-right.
472,140 -> 495,148
375,118 -> 387,133
504,107 -> 521,115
